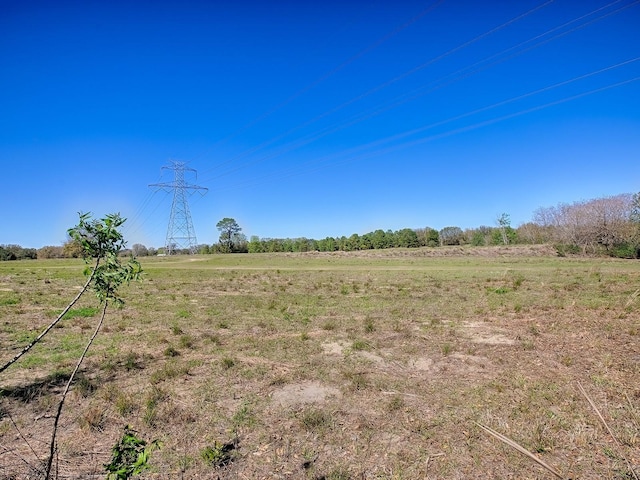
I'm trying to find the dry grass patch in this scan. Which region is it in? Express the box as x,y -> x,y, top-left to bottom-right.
1,251 -> 639,478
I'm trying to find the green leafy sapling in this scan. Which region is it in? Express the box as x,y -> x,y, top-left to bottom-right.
68,212 -> 142,305
105,426 -> 161,480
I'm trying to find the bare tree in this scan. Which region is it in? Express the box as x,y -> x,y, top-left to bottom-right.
533,194 -> 635,253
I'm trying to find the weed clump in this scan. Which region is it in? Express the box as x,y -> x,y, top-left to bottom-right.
163,346 -> 180,357
200,440 -> 236,467
300,407 -> 332,431
105,426 -> 160,479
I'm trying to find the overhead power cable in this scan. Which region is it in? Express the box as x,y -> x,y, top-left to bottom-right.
210,62 -> 640,193
198,0 -> 556,184
200,0 -> 629,186
341,76 -> 640,164
121,190 -> 171,243
193,0 -> 446,172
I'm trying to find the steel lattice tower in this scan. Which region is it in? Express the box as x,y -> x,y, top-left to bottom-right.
149,161 -> 208,255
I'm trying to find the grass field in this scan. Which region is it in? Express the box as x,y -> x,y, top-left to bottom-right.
1,247 -> 639,479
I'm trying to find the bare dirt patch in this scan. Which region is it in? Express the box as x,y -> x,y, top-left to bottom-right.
271,381 -> 341,406
409,353 -> 493,377
321,341 -> 348,355
463,320 -> 515,345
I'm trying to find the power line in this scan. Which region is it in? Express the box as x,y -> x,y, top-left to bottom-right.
211,66 -> 640,194
121,190 -> 171,244
198,4 -> 638,191
192,0 -> 446,172
197,0 -> 556,185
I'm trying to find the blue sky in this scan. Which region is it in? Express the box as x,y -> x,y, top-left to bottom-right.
1,0 -> 639,248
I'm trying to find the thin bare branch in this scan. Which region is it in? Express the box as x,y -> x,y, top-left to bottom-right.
7,411 -> 42,465
577,382 -> 639,480
0,440 -> 43,476
0,263 -> 97,375
45,299 -> 109,479
625,392 -> 640,429
624,289 -> 640,309
476,422 -> 565,479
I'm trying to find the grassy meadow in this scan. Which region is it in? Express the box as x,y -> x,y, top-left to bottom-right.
1,247 -> 639,479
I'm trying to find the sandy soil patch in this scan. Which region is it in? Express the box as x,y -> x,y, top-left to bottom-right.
463,321 -> 514,345
321,341 -> 348,355
271,381 -> 341,406
409,353 -> 492,376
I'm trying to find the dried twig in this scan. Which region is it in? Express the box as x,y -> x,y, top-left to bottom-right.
476,422 -> 565,479
577,382 -> 639,480
0,441 -> 43,476
7,411 -> 42,466
425,452 -> 445,472
624,289 -> 640,309
381,390 -> 421,397
625,392 -> 640,429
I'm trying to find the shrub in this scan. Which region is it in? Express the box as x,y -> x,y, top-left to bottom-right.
608,243 -> 639,259
554,244 -> 581,256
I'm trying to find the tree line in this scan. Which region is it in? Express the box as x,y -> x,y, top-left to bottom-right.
3,192 -> 639,261
203,195 -> 639,258
0,244 -> 37,261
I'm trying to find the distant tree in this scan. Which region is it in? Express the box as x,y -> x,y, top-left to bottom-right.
369,229 -> 390,249
628,192 -> 640,257
490,229 -> 504,246
497,213 -> 511,245
294,237 -> 314,252
516,222 -> 550,244
233,233 -> 248,253
197,244 -> 211,254
216,218 -> 242,253
0,244 -> 36,260
280,238 -> 293,252
261,238 -> 281,253
396,228 -> 420,248
0,245 -> 15,261
38,245 -> 64,259
469,229 -> 486,246
248,235 -> 263,253
359,234 -> 373,250
131,243 -> 149,256
631,192 -> 640,224
534,194 -> 634,254
439,226 -> 464,246
147,247 -> 158,256
62,237 -> 84,258
317,237 -> 337,252
346,234 -> 361,251
415,227 -> 439,247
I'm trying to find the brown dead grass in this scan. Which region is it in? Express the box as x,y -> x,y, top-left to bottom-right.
0,247 -> 639,479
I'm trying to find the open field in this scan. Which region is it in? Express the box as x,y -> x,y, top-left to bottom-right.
1,246 -> 639,479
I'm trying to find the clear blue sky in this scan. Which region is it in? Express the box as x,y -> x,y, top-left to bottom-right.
2,0 -> 639,248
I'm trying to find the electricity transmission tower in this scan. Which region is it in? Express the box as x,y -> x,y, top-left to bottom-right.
149,161 -> 208,255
